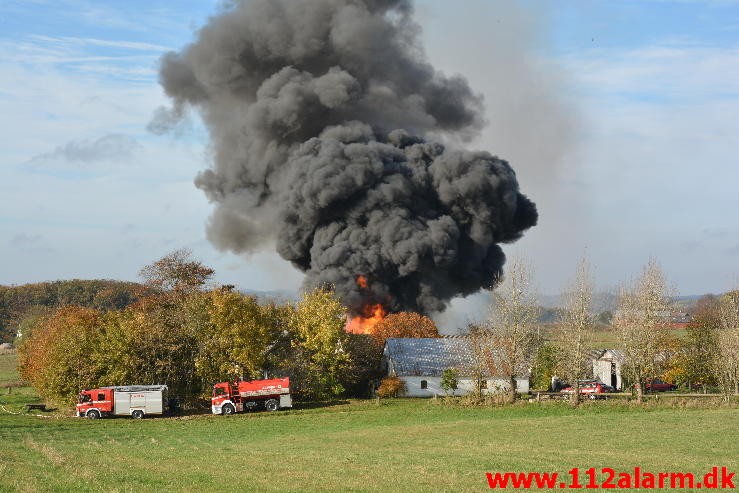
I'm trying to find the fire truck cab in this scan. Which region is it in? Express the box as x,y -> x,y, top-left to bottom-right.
211,377 -> 292,415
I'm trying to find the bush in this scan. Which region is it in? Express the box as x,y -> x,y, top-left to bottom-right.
440,368 -> 458,396
377,376 -> 406,398
530,342 -> 558,391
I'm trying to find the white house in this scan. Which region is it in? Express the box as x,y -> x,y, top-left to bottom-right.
382,337 -> 530,397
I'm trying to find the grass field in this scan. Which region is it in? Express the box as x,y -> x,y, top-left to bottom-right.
561,327 -> 688,349
0,350 -> 20,383
1,353 -> 738,492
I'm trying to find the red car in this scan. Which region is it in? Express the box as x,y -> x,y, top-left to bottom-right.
560,380 -> 614,400
644,379 -> 677,392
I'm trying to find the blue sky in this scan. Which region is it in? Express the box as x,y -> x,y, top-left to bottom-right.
1,1 -> 738,312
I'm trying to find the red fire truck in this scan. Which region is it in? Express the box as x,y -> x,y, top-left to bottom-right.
211,377 -> 292,415
76,385 -> 168,419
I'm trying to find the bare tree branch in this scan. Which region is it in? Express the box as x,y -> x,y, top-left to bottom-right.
716,288 -> 739,400
555,256 -> 594,406
614,258 -> 673,403
479,257 -> 540,403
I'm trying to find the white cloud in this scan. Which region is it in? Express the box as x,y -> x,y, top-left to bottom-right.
28,35 -> 171,52
566,43 -> 739,102
559,42 -> 739,294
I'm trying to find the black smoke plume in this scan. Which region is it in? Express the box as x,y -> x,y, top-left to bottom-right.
156,0 -> 537,315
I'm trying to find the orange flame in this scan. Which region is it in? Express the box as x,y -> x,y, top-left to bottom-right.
346,304 -> 386,334
345,274 -> 386,334
356,275 -> 368,289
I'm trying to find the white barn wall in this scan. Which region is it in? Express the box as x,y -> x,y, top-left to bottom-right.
400,376 -> 529,397
401,376 -> 442,397
594,361 -> 623,390
592,350 -> 623,390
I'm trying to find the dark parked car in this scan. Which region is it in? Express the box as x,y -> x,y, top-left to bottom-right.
600,383 -> 616,393
644,378 -> 677,392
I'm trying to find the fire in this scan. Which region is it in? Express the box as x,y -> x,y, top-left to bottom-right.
346,304 -> 386,334
356,275 -> 368,289
345,274 -> 386,334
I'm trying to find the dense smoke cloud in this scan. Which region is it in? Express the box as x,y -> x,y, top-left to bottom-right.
157,0 -> 537,315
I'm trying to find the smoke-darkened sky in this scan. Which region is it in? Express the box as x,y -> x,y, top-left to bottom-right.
2,0 -> 738,319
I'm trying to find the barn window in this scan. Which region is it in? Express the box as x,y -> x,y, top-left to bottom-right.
420,380 -> 428,389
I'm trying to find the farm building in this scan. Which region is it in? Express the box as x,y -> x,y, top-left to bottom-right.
591,349 -> 625,390
382,337 -> 530,397
551,349 -> 625,391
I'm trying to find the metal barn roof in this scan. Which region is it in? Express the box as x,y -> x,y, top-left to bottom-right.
594,349 -> 626,363
383,337 -> 528,378
384,338 -> 477,377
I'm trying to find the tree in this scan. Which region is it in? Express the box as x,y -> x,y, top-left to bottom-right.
614,258 -> 673,403
370,312 -> 439,348
680,295 -> 720,390
254,300 -> 295,377
596,311 -> 613,326
194,290 -> 284,387
440,368 -> 459,396
1,280 -> 148,343
17,306 -> 104,405
14,305 -> 51,342
139,249 -> 214,294
287,287 -> 352,400
555,258 -> 594,406
716,290 -> 739,400
96,295 -> 201,400
482,258 -> 540,403
657,296 -> 720,391
530,343 -> 559,391
467,323 -> 492,398
658,334 -> 687,389
341,333 -> 384,398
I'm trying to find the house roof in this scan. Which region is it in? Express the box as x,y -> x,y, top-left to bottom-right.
592,349 -> 626,363
383,337 -> 528,378
586,349 -> 605,361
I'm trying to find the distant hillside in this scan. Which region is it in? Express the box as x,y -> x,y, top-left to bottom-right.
672,295 -> 705,311
241,289 -> 299,304
539,292 -> 707,313
538,292 -> 618,313
0,280 -> 151,342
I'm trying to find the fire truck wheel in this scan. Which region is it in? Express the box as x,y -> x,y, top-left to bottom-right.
131,410 -> 144,419
86,409 -> 100,419
221,404 -> 235,415
265,399 -> 279,412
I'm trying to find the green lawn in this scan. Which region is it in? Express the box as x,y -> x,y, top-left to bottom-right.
586,327 -> 688,349
539,325 -> 689,350
0,351 -> 42,414
0,350 -> 19,383
1,354 -> 737,492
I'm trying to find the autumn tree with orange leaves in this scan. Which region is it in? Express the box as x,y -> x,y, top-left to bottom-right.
369,312 -> 440,347
18,306 -> 104,404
